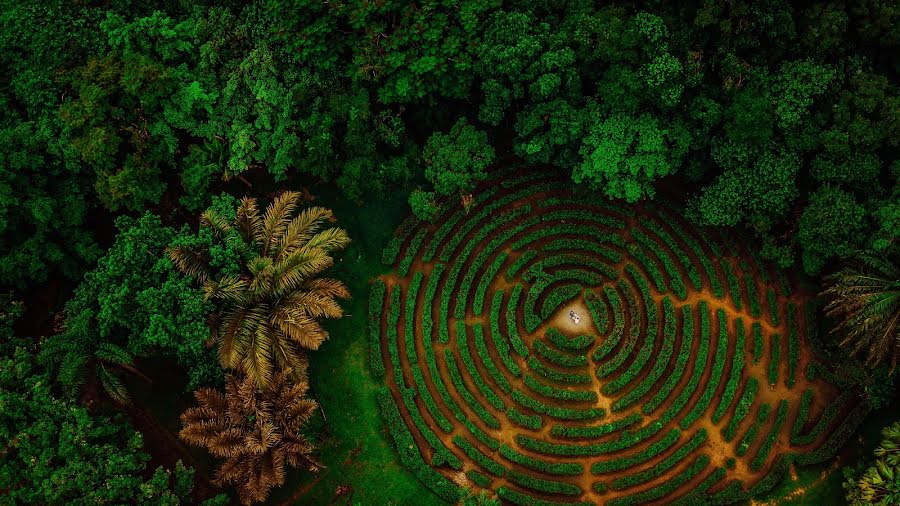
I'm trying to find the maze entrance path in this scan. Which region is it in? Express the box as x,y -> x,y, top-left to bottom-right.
368,171 -> 867,506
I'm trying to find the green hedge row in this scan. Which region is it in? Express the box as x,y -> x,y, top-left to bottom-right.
787,303 -> 800,388
643,304 -> 693,415
512,390 -> 604,421
595,279 -> 641,378
626,244 -> 667,294
467,470 -> 491,488
507,284 -> 530,357
382,212 -> 419,265
613,296 -> 674,411
791,391 -> 850,445
791,389 -> 813,441
723,378 -> 759,441
590,428 -> 680,474
606,455 -> 710,506
540,283 -> 584,320
499,445 -> 583,476
473,251 -> 508,315
386,285 -> 403,368
514,433 -> 633,457
506,405 -> 543,430
751,399 -> 789,471
473,322 -> 511,394
713,317 -> 746,423
444,349 -> 501,429
546,328 -> 594,351
542,237 -> 623,263
551,413 -> 641,439
768,332 -> 781,386
723,260 -> 743,310
680,308 -> 728,429
528,356 -> 592,384
745,273 -> 761,317
422,207 -> 464,262
524,375 -> 596,402
376,389 -> 463,502
584,289 -> 609,335
752,322 -> 764,364
422,263 -> 444,342
368,279 -> 386,377
657,209 -> 723,297
398,382 -> 459,466
639,218 -> 702,291
591,286 -> 624,362
506,470 -> 582,496
610,429 -> 708,490
453,435 -> 506,477
604,266 -> 659,397
664,301 -> 709,425
534,340 -> 587,368
540,207 -> 626,230
406,273 -> 455,434
767,287 -> 780,326
631,227 -> 687,299
490,290 -> 521,377
506,249 -> 538,280
456,320 -> 505,411
398,228 -> 427,277
736,403 -> 770,457
511,223 -> 626,251
497,486 -> 591,506
539,194 -> 635,217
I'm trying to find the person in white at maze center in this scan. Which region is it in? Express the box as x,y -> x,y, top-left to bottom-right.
569,310 -> 581,324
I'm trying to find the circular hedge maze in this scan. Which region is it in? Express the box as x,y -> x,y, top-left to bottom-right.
368,171 -> 868,506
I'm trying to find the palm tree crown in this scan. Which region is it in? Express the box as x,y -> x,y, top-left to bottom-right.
821,249 -> 900,372
180,370 -> 319,504
168,191 -> 350,389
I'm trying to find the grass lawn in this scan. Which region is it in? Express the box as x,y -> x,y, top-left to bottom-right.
266,184 -> 442,505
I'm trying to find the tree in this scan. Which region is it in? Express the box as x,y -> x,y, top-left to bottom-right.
574,113 -> 691,202
168,192 -> 350,389
798,186 -> 868,274
844,421 -> 900,505
180,370 -> 319,505
41,213 -> 220,403
0,342 -> 197,505
423,118 -> 495,198
409,188 -> 441,222
821,249 -> 900,372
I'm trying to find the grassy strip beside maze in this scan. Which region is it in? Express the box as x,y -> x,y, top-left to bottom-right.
375,176 -> 861,506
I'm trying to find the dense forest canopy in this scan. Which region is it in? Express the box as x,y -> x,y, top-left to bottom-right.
0,0 -> 898,504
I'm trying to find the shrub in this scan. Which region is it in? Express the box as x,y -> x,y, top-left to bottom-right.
507,284 -> 530,357
552,413 -> 642,439
614,296 -> 674,411
473,323 -> 511,393
499,445 -> 583,476
591,428 -> 680,474
490,290 -> 521,377
533,340 -> 587,368
723,378 -> 759,441
453,436 -> 506,477
752,322 -> 764,364
723,260 -> 743,310
497,487 -> 591,506
506,470 -> 582,496
751,399 -> 789,470
376,389 -> 463,502
398,228 -> 427,277
644,303 -> 694,414
631,227 -> 687,299
456,321 -> 505,410
368,280 -> 387,377
445,349 -> 500,429
767,287 -> 780,325
640,217 -> 702,291
506,405 -> 543,430
512,390 -> 604,420
658,209 -> 723,297
736,403 -> 770,457
787,303 -> 800,388
473,252 -> 508,315
681,308 -> 728,428
546,328 -> 594,351
596,279 -> 641,378
506,250 -> 538,279
769,332 -> 782,386
607,455 -> 710,506
524,375 -> 596,402
713,317 -> 746,423
592,286 -> 625,361
610,429 -> 708,490
745,273 -> 761,317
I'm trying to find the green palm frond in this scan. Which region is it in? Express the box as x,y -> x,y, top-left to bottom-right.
95,342 -> 134,367
236,197 -> 263,244
97,364 -> 129,404
260,192 -> 300,255
201,209 -> 232,237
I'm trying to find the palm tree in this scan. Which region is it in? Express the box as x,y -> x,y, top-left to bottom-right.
168,192 -> 350,389
844,421 -> 900,505
180,370 -> 320,505
821,249 -> 900,372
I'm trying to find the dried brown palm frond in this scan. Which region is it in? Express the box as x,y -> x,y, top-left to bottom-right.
180,371 -> 320,505
168,192 -> 350,389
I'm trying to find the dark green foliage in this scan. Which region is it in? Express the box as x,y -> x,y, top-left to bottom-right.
0,343 -> 197,504
42,214 -> 220,401
423,118 -> 495,197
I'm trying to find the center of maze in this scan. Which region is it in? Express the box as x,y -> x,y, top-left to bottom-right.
369,172 -> 865,506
